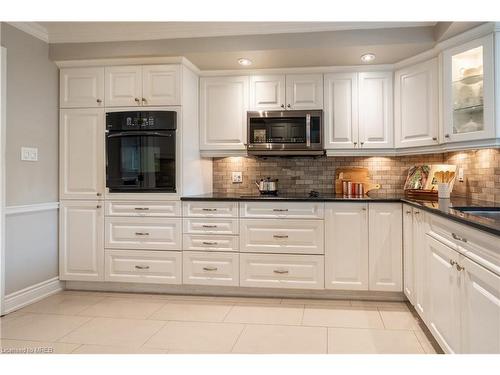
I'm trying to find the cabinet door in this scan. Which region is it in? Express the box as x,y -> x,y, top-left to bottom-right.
60,67 -> 104,108
200,76 -> 249,150
358,71 -> 393,148
403,206 -> 415,304
60,200 -> 104,281
325,203 -> 368,290
442,34 -> 495,143
460,255 -> 500,354
142,65 -> 181,106
368,203 -> 402,291
323,73 -> 359,149
395,59 -> 439,148
413,209 -> 429,319
105,66 -> 142,107
426,235 -> 461,353
60,109 -> 105,200
285,74 -> 323,110
250,75 -> 286,110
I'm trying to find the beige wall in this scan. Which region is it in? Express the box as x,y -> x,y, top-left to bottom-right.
1,23 -> 59,206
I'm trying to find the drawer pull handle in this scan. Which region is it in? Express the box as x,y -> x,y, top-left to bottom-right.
273,209 -> 288,212
449,259 -> 457,266
202,241 -> 218,245
203,266 -> 218,272
202,208 -> 217,212
135,232 -> 150,236
135,265 -> 150,270
202,225 -> 218,228
451,233 -> 467,242
273,235 -> 289,239
273,269 -> 289,274
456,264 -> 465,272
134,207 -> 149,211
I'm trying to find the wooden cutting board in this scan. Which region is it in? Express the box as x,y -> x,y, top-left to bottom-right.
334,167 -> 381,194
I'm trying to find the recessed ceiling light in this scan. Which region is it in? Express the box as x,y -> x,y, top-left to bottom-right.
360,53 -> 376,63
238,58 -> 252,66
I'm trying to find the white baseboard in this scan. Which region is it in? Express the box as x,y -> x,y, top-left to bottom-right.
3,277 -> 64,315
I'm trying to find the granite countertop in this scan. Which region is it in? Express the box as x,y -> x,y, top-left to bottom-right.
181,192 -> 500,236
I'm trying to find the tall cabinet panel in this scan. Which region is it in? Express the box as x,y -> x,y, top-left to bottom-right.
368,203 -> 402,291
325,203 -> 369,290
358,72 -> 393,149
395,58 -> 439,148
323,73 -> 359,149
59,109 -> 105,200
60,67 -> 104,108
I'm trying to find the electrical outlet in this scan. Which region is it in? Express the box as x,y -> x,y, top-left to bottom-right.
458,167 -> 464,182
21,147 -> 38,161
232,171 -> 243,183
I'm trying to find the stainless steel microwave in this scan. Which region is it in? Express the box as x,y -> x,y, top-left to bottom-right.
246,110 -> 324,156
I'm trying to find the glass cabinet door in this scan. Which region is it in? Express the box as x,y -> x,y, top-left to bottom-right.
443,34 -> 495,142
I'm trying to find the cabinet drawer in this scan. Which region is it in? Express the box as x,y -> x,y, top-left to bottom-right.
183,218 -> 238,235
183,251 -> 239,286
183,201 -> 238,217
240,219 -> 324,254
240,201 -> 324,219
105,217 -> 181,250
105,250 -> 181,284
240,253 -> 324,289
105,201 -> 181,217
183,234 -> 239,252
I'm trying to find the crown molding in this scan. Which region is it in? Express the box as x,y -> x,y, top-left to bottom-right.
8,22 -> 49,43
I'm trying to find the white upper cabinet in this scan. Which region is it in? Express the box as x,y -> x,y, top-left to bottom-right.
323,73 -> 359,149
395,59 -> 439,148
105,66 -> 142,107
358,71 -> 394,149
200,76 -> 249,151
142,65 -> 181,106
60,67 -> 104,108
60,109 -> 105,200
285,74 -> 323,110
105,65 -> 181,107
368,203 -> 402,292
443,34 -> 495,143
250,75 -> 286,110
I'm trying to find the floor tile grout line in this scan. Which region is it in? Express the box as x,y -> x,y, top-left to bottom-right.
53,316 -> 96,344
377,307 -> 387,329
229,324 -> 247,353
221,303 -> 237,322
69,344 -> 84,354
139,320 -> 169,350
410,329 -> 427,354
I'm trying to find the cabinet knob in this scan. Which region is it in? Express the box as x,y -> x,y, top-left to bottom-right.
362,207 -> 367,211
142,98 -> 147,103
96,193 -> 102,197
360,142 -> 365,146
353,142 -> 358,146
449,259 -> 457,266
280,104 -> 285,109
96,205 -> 102,209
456,264 -> 465,272
96,99 -> 102,104
287,104 -> 291,108
432,137 -> 437,141
445,134 -> 450,138
134,98 -> 140,103
406,210 -> 412,214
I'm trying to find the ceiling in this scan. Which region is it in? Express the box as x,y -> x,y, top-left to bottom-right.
31,21 -> 485,69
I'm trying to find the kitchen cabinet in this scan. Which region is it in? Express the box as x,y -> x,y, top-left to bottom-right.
413,208 -> 429,318
240,201 -> 324,219
250,75 -> 286,110
402,206 -> 415,304
60,67 -> 104,108
323,73 -> 359,149
59,109 -> 105,200
324,203 -> 368,290
183,251 -> 239,286
442,34 -> 495,143
59,200 -> 104,281
395,59 -> 439,148
358,71 -> 394,149
368,203 -> 402,291
105,64 -> 180,107
199,76 -> 249,151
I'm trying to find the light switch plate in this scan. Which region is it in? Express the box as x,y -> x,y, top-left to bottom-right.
21,147 -> 38,161
458,167 -> 464,182
232,171 -> 243,183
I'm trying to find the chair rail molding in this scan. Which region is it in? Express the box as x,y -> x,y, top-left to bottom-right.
5,202 -> 60,215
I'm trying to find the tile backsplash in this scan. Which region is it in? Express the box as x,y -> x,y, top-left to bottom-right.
212,148 -> 500,202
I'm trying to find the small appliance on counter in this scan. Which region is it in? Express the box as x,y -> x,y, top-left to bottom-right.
334,167 -> 380,197
404,164 -> 457,200
255,177 -> 279,195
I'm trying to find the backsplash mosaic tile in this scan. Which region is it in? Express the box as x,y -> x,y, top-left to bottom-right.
212,148 -> 500,202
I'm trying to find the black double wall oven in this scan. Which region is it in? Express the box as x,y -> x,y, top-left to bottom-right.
106,111 -> 177,193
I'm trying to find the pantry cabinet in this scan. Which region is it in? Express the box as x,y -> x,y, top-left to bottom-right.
395,59 -> 439,148
199,76 -> 249,151
59,200 -> 104,281
442,34 -> 496,143
60,67 -> 104,108
59,109 -> 105,200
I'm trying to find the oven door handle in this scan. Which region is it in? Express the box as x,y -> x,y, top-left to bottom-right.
107,131 -> 173,138
306,113 -> 311,147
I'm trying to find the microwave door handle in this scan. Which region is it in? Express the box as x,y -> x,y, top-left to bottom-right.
107,131 -> 173,138
306,114 -> 311,147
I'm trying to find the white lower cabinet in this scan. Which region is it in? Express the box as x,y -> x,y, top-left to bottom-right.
324,203 -> 368,290
240,253 -> 324,289
183,234 -> 239,252
402,206 -> 415,303
60,200 -> 104,281
368,203 -> 403,291
183,251 -> 239,286
105,250 -> 182,284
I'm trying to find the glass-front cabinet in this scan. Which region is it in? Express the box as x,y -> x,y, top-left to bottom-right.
443,34 -> 495,143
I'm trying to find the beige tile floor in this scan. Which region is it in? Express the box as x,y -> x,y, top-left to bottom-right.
0,291 -> 441,354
